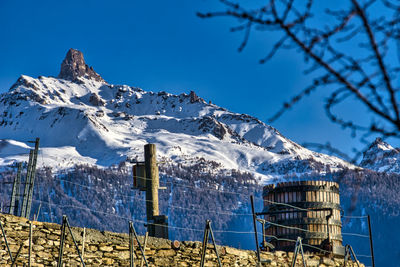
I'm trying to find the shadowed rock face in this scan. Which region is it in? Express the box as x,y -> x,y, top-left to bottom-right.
58,48 -> 104,82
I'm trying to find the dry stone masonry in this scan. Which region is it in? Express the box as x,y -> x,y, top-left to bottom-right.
0,213 -> 364,266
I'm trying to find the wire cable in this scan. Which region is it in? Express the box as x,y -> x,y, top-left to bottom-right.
36,177 -> 371,235
341,233 -> 369,238
30,199 -> 256,235
341,215 -> 368,219
50,177 -> 255,216
262,234 -> 332,254
262,233 -> 372,259
28,196 -> 373,262
263,199 -> 309,211
265,220 -> 322,234
51,173 -> 263,200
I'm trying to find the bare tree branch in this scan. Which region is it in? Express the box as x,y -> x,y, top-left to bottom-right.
351,0 -> 400,122
199,0 -> 400,158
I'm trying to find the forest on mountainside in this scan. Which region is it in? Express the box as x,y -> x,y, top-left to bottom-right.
0,163 -> 399,265
0,161 -> 261,243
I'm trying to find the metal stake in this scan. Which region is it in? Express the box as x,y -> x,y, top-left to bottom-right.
11,244 -> 24,267
343,244 -> 360,267
129,221 -> 149,267
367,215 -> 375,267
140,232 -> 149,267
299,238 -> 307,267
251,195 -> 261,263
129,222 -> 135,267
65,216 -> 86,266
29,221 -> 32,267
291,237 -> 307,267
57,215 -> 86,266
57,215 -> 67,267
208,221 -> 222,267
200,220 -> 221,267
0,218 -> 13,262
82,227 -> 86,266
200,220 -> 210,267
34,203 -> 41,221
260,219 -> 266,249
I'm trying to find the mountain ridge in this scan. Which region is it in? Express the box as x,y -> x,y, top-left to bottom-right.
360,138 -> 400,173
0,49 -> 356,182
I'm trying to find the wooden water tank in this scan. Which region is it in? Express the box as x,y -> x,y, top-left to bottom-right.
262,181 -> 344,255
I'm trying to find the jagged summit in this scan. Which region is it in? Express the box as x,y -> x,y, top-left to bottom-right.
58,49 -> 104,83
360,138 -> 400,173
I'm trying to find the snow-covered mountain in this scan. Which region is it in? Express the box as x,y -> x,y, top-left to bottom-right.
360,138 -> 400,173
0,49 -> 354,181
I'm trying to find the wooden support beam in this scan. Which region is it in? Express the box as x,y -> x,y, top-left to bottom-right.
144,144 -> 159,223
21,150 -> 34,218
9,162 -> 22,215
144,144 -> 160,237
26,137 -> 40,219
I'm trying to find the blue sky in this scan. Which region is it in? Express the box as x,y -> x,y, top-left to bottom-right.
0,0 -> 393,159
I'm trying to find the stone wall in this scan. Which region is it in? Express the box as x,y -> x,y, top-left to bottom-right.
0,213 -> 364,266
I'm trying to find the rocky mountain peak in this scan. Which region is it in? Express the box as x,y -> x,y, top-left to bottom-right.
58,48 -> 104,82
360,138 -> 400,173
369,137 -> 394,151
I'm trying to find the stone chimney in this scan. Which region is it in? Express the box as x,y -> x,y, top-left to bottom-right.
58,48 -> 104,82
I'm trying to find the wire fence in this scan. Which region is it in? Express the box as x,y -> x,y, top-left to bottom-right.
2,163 -> 373,265
28,197 -> 374,266
28,177 -> 373,262
48,176 -> 255,216
29,197 -> 372,258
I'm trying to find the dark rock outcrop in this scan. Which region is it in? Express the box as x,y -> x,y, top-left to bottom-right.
58,48 -> 104,82
189,90 -> 202,103
89,93 -> 105,106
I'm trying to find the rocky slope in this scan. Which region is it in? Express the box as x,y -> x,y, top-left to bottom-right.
0,49 -> 354,181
